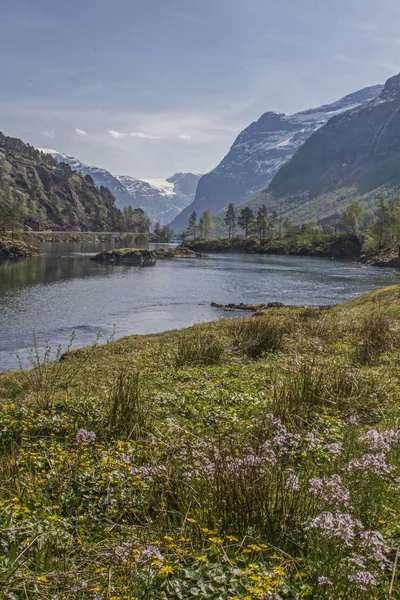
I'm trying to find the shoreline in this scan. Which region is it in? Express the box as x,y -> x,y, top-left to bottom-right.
182,237 -> 400,269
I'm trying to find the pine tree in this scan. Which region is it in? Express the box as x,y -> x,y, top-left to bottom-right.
224,203 -> 236,239
256,205 -> 268,240
188,211 -> 197,239
238,207 -> 255,238
199,210 -> 214,239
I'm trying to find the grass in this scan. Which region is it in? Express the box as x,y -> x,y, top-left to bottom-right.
1,286 -> 400,598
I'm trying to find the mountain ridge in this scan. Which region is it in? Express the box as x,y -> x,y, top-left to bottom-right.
39,149 -> 201,225
0,132 -> 121,231
268,73 -> 400,201
169,84 -> 383,230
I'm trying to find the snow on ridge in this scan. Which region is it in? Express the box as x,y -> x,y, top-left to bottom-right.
142,178 -> 175,195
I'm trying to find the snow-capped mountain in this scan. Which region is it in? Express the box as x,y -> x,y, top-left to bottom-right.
116,173 -> 201,225
268,72 -> 400,200
169,84 -> 383,230
38,149 -> 201,225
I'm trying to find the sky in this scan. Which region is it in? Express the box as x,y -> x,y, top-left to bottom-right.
1,0 -> 400,179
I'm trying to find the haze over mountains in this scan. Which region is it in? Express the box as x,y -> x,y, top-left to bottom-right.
169,85 -> 383,230
38,150 -> 201,226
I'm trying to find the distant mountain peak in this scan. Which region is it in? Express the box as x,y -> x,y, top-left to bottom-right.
268,71 -> 400,201
39,148 -> 201,225
168,83 -> 383,230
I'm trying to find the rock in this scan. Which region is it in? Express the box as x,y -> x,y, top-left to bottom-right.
153,247 -> 205,259
91,248 -> 157,266
211,302 -> 284,312
0,240 -> 41,263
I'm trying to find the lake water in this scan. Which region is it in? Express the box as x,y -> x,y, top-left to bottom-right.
0,242 -> 396,371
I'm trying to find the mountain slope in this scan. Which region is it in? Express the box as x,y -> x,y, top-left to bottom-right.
0,133 -> 121,231
169,84 -> 382,230
38,150 -> 138,210
268,73 -> 400,200
39,150 -> 201,225
117,172 -> 201,225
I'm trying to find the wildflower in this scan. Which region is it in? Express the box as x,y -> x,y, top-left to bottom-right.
194,555 -> 208,562
37,576 -> 48,583
285,472 -> 300,492
349,453 -> 396,477
305,512 -> 363,545
323,442 -> 344,456
348,571 -> 377,590
158,565 -> 174,577
309,474 -> 350,507
318,576 -> 332,585
75,429 -> 96,445
362,429 -> 400,451
360,530 -> 389,568
209,537 -> 223,545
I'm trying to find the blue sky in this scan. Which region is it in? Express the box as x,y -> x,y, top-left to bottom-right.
1,0 -> 399,178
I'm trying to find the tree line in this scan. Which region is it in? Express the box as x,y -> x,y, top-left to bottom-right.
184,193 -> 400,254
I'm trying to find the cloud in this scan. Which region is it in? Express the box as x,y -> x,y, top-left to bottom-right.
75,128 -> 87,136
178,132 -> 192,140
108,129 -> 128,139
43,130 -> 55,138
130,132 -> 160,139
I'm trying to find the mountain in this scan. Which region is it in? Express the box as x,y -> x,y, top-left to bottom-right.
169,84 -> 383,230
117,172 -> 201,225
38,149 -> 139,210
268,73 -> 400,204
39,149 -> 201,225
0,133 -> 121,231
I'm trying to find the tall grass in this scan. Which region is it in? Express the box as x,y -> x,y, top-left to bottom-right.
174,328 -> 226,367
230,315 -> 288,358
353,313 -> 396,365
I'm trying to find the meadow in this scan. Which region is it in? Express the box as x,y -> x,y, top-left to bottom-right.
1,286 -> 400,599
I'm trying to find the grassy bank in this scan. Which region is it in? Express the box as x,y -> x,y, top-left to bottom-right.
1,287 -> 400,598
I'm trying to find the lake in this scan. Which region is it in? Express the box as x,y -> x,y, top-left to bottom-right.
0,242 -> 396,371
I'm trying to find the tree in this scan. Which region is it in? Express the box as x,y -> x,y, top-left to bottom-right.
374,193 -> 390,249
238,207 -> 255,238
256,205 -> 268,240
282,217 -> 294,237
341,200 -> 364,232
188,211 -> 197,239
224,203 -> 236,239
0,187 -> 27,239
199,210 -> 214,239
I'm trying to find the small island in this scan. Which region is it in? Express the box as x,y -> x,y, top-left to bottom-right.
90,248 -> 157,266
0,239 -> 41,263
91,246 -> 205,266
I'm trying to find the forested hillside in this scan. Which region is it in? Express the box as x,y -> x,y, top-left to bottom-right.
0,132 -> 122,232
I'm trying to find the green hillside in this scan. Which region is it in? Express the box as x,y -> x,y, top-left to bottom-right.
0,132 -> 121,231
